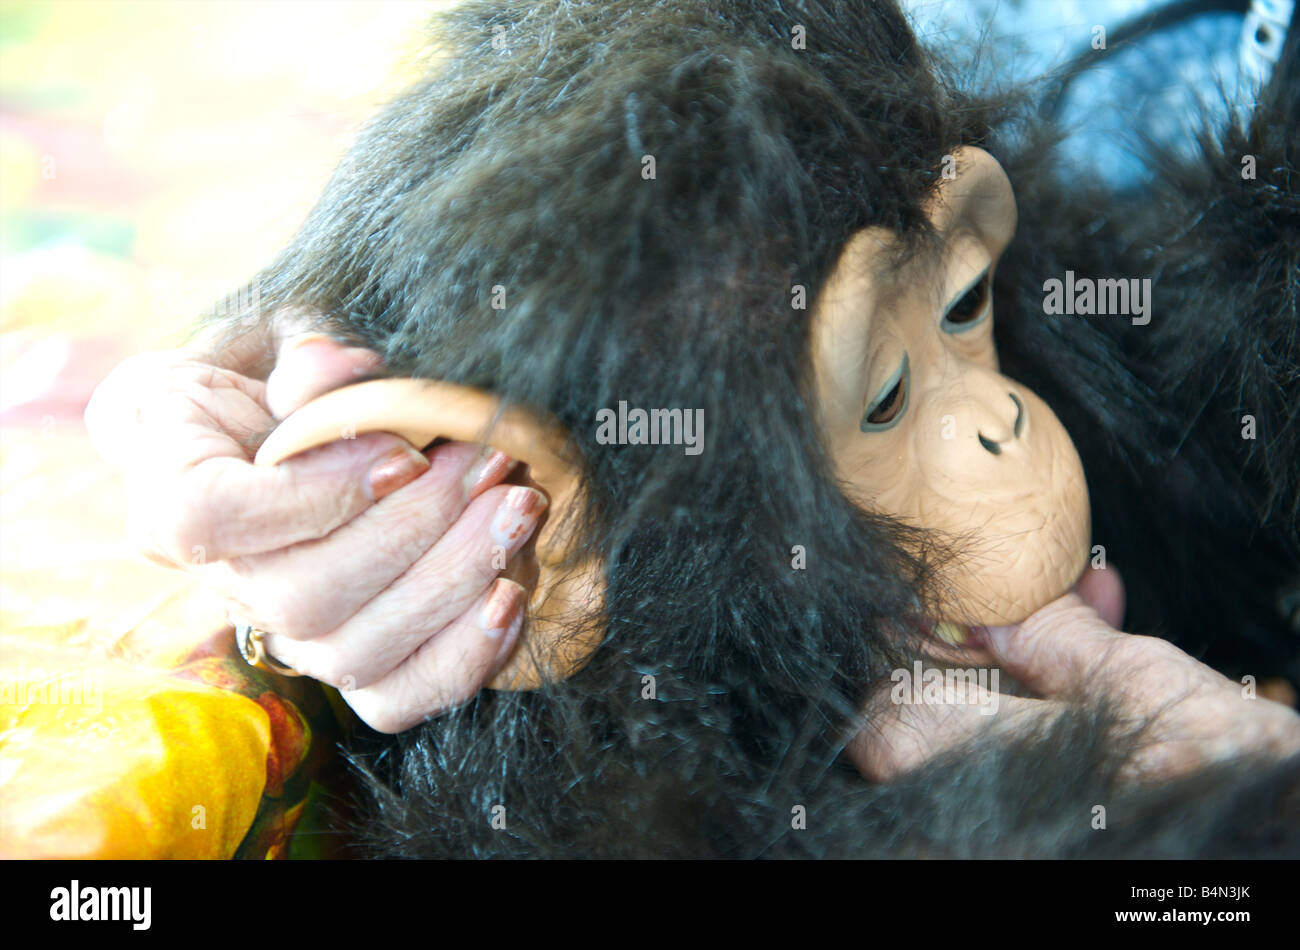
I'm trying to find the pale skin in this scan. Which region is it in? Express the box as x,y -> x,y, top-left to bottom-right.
85,316 -> 541,734
849,564 -> 1300,783
86,149 -> 1300,774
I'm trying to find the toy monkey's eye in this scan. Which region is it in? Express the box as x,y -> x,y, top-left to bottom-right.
941,271 -> 991,333
861,353 -> 909,432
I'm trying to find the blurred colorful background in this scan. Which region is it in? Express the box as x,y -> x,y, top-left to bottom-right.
0,0 -> 446,857
3,0 -> 440,407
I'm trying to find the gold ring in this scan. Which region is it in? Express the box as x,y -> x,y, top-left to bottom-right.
235,623 -> 302,677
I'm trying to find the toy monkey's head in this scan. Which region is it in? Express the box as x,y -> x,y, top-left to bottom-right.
242,0 -> 1090,691
812,146 -> 1091,636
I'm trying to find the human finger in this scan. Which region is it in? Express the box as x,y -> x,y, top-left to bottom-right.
334,578 -> 528,734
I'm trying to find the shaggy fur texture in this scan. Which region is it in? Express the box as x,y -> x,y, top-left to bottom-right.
221,0 -> 1300,856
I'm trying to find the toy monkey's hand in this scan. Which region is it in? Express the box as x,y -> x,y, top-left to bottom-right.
848,565 -> 1300,783
86,321 -> 538,733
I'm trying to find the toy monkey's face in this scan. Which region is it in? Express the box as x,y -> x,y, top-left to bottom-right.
811,147 -> 1090,631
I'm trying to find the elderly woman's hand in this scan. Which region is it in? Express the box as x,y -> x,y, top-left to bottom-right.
849,566 -> 1300,783
85,321 -> 542,733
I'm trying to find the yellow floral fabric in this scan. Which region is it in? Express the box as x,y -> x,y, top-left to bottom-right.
0,431 -> 344,859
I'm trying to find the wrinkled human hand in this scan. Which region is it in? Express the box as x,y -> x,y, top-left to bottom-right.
849,565 -> 1300,782
85,319 -> 540,732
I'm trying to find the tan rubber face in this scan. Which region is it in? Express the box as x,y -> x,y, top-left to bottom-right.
256,378 -> 604,691
810,147 -> 1091,625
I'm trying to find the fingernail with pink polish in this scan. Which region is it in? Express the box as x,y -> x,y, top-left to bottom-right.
478,579 -> 526,639
490,486 -> 546,552
464,449 -> 518,500
367,445 -> 430,501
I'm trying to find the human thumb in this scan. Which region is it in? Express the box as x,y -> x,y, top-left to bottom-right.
265,333 -> 384,420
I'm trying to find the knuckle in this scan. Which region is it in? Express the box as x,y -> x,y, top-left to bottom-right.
84,366 -> 157,461
124,509 -> 165,562
1122,634 -> 1184,669
304,655 -> 341,687
216,594 -> 262,629
169,357 -> 235,391
127,503 -> 186,566
353,699 -> 411,736
216,560 -> 342,643
244,602 -> 305,641
100,351 -> 166,389
150,496 -> 211,565
364,713 -> 404,735
269,639 -> 322,683
1021,602 -> 1095,645
280,471 -> 358,541
236,588 -> 324,642
1260,710 -> 1300,755
862,729 -> 928,783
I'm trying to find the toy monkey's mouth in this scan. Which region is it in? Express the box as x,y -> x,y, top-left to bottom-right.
906,616 -> 999,670
929,619 -> 976,647
920,617 -> 997,659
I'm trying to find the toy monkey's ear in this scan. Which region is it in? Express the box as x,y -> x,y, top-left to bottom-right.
254,378 -> 604,691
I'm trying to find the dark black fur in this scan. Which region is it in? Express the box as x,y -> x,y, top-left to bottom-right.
221,0 -> 1300,856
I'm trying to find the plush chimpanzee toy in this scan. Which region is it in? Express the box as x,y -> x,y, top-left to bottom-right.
221,0 -> 1300,856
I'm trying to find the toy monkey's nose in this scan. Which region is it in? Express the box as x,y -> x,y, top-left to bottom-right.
977,392 -> 1025,455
